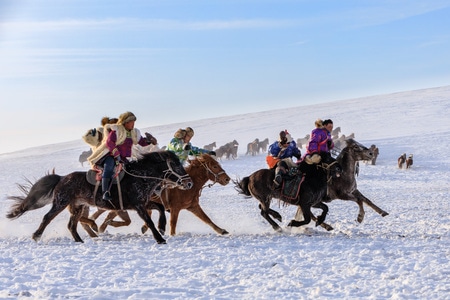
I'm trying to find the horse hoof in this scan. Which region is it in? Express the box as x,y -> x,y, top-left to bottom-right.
221,230 -> 229,235
381,212 -> 389,217
157,239 -> 167,244
141,225 -> 148,234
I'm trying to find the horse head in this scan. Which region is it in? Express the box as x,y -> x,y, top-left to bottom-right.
342,139 -> 373,161
190,154 -> 231,186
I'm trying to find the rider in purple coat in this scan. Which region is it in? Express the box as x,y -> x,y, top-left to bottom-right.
305,119 -> 334,164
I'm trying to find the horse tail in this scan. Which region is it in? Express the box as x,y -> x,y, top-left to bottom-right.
233,176 -> 252,197
6,173 -> 62,219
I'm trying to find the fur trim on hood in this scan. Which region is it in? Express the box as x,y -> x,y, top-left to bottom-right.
117,111 -> 137,125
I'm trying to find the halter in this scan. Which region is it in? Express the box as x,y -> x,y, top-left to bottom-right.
122,158 -> 191,189
197,158 -> 226,189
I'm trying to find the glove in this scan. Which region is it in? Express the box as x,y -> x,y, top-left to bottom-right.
183,144 -> 191,151
305,153 -> 321,164
145,132 -> 157,145
115,156 -> 122,166
90,128 -> 96,136
209,151 -> 216,156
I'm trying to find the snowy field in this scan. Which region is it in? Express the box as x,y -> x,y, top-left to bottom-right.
1,86 -> 450,299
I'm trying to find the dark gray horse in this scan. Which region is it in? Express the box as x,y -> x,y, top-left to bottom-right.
234,152 -> 342,231
295,139 -> 389,223
7,151 -> 193,244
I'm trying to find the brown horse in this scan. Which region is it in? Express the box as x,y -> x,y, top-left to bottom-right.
235,152 -> 342,231
406,154 -> 413,168
296,139 -> 389,224
246,139 -> 259,156
258,138 -> 270,153
7,151 -> 193,244
97,153 -> 231,236
398,153 -> 406,169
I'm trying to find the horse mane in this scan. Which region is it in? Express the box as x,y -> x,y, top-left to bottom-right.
130,150 -> 179,165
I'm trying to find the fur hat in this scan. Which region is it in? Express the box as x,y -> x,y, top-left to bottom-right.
117,111 -> 137,125
185,127 -> 194,137
174,128 -> 186,139
101,117 -> 118,126
315,119 -> 323,128
278,130 -> 287,144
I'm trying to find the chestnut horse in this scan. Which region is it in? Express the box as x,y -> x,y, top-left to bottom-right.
97,153 -> 231,236
7,151 -> 193,244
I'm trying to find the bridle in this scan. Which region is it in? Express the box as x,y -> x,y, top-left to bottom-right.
197,158 -> 227,189
122,158 -> 191,189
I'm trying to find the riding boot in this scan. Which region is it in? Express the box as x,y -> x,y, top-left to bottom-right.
273,167 -> 285,188
102,178 -> 112,201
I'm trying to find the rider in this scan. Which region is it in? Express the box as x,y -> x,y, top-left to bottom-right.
268,130 -> 301,187
304,119 -> 334,164
167,127 -> 215,165
82,116 -> 118,151
87,111 -> 158,201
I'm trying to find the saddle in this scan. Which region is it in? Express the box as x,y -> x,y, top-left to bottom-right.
278,168 -> 305,202
86,165 -> 125,186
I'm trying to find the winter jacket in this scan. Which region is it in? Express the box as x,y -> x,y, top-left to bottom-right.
268,140 -> 301,160
306,128 -> 334,154
167,137 -> 209,164
88,124 -> 148,166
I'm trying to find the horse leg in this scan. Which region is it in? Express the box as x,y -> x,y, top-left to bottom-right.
312,202 -> 329,227
78,205 -> 99,237
134,204 -> 166,244
32,203 -> 68,242
353,189 -> 389,222
67,205 -> 86,243
187,203 -> 228,235
98,210 -> 131,233
293,207 -> 333,231
287,204 -> 311,228
89,208 -> 107,220
168,208 -> 181,236
268,207 -> 282,222
258,203 -> 282,232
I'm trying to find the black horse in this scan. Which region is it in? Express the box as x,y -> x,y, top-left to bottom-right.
7,151 -> 193,244
234,152 -> 342,231
295,139 -> 389,223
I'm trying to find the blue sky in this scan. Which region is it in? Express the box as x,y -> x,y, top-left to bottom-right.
1,0 -> 450,153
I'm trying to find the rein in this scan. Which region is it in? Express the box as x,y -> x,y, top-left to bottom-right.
122,158 -> 190,188
197,158 -> 226,189
318,160 -> 339,183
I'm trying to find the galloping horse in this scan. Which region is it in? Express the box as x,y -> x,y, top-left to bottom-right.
295,139 -> 389,224
7,151 -> 193,244
98,154 -> 231,236
235,152 -> 342,231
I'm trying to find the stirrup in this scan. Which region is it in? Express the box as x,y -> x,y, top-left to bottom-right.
102,191 -> 112,201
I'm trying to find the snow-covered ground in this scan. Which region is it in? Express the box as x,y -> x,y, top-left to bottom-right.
1,86 -> 450,299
